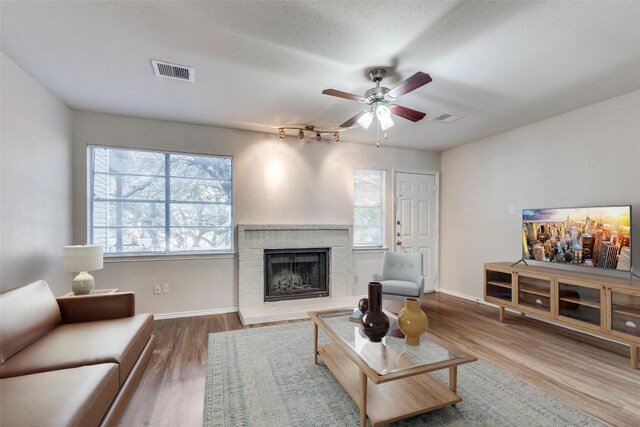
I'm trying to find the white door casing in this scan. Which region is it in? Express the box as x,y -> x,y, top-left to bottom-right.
394,171 -> 439,292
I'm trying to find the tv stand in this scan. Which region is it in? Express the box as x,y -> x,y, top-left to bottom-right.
484,262 -> 640,369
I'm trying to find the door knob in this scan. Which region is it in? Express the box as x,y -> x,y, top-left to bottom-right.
396,240 -> 402,246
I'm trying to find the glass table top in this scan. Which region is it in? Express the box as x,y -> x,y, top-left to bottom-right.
316,310 -> 469,376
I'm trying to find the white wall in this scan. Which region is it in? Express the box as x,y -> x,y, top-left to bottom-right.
0,52 -> 73,295
440,89 -> 640,299
72,111 -> 440,314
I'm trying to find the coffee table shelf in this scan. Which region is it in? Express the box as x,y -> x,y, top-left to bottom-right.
319,343 -> 461,426
309,309 -> 477,427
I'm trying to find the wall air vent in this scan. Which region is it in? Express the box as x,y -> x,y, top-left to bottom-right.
431,113 -> 464,123
150,60 -> 194,82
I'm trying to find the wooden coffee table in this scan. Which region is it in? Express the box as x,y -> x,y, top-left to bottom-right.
309,309 -> 477,427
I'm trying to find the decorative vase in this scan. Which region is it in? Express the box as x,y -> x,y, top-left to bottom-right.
397,297 -> 428,346
358,297 -> 369,313
360,282 -> 390,342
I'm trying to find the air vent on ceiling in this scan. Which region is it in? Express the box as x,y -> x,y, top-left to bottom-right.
150,59 -> 194,82
431,113 -> 464,123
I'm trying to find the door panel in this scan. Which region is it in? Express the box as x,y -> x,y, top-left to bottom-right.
395,172 -> 437,291
418,200 -> 430,237
401,199 -> 413,237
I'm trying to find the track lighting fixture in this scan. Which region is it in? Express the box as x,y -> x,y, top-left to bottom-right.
277,126 -> 341,143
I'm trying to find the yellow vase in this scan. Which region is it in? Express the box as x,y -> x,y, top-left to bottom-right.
397,297 -> 428,346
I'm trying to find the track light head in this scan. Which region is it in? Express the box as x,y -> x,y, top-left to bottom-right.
278,128 -> 285,139
333,131 -> 340,142
316,132 -> 321,141
298,130 -> 304,139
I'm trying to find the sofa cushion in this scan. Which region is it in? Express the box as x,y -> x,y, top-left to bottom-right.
0,314 -> 153,385
0,363 -> 119,427
0,280 -> 61,364
380,279 -> 420,297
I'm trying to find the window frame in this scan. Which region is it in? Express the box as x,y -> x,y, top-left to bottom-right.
352,167 -> 386,248
87,145 -> 234,257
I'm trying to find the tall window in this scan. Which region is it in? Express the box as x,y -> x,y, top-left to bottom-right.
88,146 -> 233,255
353,168 -> 385,247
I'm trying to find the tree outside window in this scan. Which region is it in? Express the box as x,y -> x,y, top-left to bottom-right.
353,168 -> 385,247
89,146 -> 233,255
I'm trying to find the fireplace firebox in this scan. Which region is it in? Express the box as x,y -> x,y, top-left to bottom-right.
264,248 -> 330,302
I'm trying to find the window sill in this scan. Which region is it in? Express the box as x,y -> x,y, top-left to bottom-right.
103,252 -> 236,263
352,247 -> 389,253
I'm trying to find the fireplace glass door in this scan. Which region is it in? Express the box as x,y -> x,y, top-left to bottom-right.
264,248 -> 329,302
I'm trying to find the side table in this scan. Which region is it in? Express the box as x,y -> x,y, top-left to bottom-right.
62,288 -> 119,297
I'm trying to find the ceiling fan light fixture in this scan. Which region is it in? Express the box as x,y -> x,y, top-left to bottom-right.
379,115 -> 394,130
376,105 -> 394,130
357,111 -> 374,129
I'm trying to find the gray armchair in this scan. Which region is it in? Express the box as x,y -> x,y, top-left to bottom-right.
373,252 -> 425,302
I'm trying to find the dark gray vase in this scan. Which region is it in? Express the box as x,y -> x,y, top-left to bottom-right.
360,282 -> 390,342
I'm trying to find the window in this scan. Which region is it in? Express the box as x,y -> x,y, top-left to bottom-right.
353,168 -> 385,247
88,146 -> 233,255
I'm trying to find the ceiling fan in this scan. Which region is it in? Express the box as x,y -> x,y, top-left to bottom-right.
322,68 -> 432,131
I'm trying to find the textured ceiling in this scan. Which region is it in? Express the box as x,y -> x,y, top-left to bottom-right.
2,1 -> 640,151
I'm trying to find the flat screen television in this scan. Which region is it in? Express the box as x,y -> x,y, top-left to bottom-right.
522,205 -> 631,272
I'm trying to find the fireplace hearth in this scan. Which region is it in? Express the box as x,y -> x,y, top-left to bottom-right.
264,248 -> 330,302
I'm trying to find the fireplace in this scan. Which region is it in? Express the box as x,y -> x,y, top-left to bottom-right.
264,248 -> 330,302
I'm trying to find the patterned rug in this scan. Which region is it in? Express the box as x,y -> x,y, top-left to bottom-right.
204,321 -> 602,426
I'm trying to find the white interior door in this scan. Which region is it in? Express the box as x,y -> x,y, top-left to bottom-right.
394,172 -> 438,291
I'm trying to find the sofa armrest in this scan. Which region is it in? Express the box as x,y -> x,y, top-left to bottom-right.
56,292 -> 135,324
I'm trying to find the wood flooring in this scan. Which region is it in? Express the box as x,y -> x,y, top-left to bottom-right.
119,293 -> 640,426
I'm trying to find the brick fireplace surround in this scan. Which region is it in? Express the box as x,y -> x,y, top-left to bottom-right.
237,224 -> 361,325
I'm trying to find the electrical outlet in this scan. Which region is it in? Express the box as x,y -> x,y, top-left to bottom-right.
163,283 -> 170,294
153,284 -> 162,295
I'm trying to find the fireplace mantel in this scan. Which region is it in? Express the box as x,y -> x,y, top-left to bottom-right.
237,224 -> 354,324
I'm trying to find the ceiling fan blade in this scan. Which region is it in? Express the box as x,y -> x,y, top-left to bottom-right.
388,72 -> 432,98
322,89 -> 365,102
391,105 -> 427,122
340,111 -> 367,128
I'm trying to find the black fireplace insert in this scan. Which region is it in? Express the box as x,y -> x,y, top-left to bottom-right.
264,248 -> 330,302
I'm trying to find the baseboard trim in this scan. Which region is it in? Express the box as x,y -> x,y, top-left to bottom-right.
153,306 -> 238,320
436,288 -> 626,347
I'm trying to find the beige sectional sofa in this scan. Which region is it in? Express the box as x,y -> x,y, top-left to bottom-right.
0,280 -> 155,426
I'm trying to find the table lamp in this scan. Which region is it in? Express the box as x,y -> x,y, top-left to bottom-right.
63,244 -> 104,295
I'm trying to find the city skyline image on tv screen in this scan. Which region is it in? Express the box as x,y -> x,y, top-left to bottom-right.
522,206 -> 631,271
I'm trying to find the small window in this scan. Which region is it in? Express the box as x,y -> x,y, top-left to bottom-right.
353,168 -> 385,247
88,146 -> 233,255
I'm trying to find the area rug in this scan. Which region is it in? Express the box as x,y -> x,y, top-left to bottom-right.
203,321 -> 602,426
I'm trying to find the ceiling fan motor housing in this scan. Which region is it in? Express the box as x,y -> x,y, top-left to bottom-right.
364,86 -> 392,104
365,68 -> 395,105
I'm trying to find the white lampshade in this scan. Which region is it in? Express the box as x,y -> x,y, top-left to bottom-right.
357,111 -> 374,130
63,245 -> 103,272
376,105 -> 395,130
